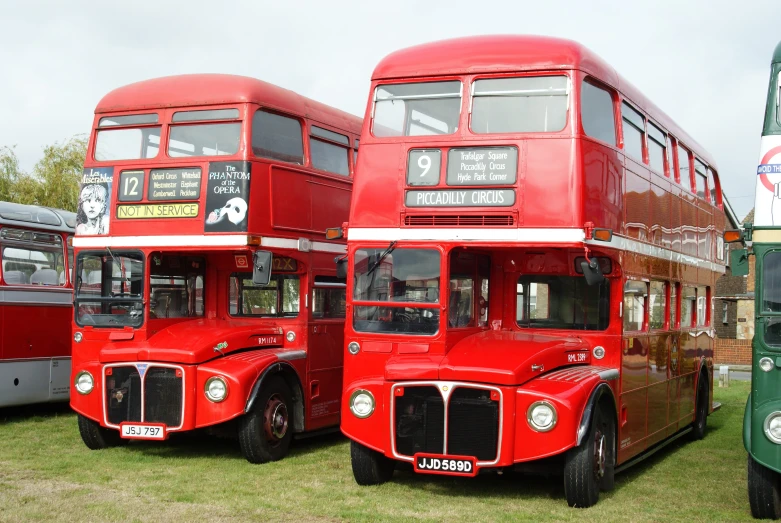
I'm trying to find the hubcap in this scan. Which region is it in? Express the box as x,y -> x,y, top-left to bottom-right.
263,394 -> 289,443
594,431 -> 606,479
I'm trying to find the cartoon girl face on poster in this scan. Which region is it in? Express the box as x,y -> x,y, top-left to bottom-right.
76,168 -> 113,235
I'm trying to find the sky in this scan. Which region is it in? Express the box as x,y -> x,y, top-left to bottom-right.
1,0 -> 778,220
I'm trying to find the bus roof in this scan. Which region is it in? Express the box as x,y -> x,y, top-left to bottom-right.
372,35 -> 715,168
0,201 -> 75,233
95,74 -> 362,134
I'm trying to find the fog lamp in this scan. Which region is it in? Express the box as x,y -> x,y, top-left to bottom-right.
348,342 -> 360,355
527,401 -> 557,432
760,357 -> 775,373
766,412 -> 781,444
74,371 -> 94,395
350,389 -> 375,418
205,376 -> 228,402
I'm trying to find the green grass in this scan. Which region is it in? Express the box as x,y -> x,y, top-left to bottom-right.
0,382 -> 753,522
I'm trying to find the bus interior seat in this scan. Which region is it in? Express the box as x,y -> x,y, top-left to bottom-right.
3,270 -> 29,284
30,268 -> 59,285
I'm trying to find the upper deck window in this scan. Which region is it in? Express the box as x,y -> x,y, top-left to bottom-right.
621,102 -> 644,163
310,126 -> 350,176
581,79 -> 616,145
172,109 -> 239,122
252,110 -> 304,164
99,114 -> 158,127
707,168 -> 719,204
168,123 -> 241,158
694,159 -> 709,201
471,76 -> 568,134
678,144 -> 692,189
647,122 -> 667,174
95,120 -> 160,161
372,81 -> 461,137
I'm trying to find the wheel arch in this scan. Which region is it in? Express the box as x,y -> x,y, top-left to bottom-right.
245,361 -> 305,433
576,382 -> 617,446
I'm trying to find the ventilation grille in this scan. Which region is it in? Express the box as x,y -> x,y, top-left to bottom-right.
404,215 -> 514,227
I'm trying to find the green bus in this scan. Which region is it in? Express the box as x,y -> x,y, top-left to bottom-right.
731,39 -> 781,520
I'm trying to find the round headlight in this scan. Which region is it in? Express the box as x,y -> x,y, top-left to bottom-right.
348,342 -> 360,355
760,357 -> 775,373
766,412 -> 781,444
286,331 -> 296,342
350,389 -> 375,418
204,376 -> 228,402
527,401 -> 557,432
74,332 -> 83,343
593,346 -> 605,360
74,371 -> 94,395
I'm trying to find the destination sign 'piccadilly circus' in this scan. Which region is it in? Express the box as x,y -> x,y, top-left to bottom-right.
405,189 -> 515,207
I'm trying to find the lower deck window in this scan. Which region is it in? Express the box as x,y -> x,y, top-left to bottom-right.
230,273 -> 300,317
516,275 -> 610,331
149,255 -> 205,319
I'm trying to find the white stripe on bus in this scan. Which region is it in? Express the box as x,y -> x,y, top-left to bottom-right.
73,235 -> 346,254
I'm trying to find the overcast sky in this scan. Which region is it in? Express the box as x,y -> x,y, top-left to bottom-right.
1,0 -> 778,219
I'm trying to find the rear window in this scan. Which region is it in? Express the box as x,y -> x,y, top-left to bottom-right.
168,123 -> 241,158
472,76 -> 568,134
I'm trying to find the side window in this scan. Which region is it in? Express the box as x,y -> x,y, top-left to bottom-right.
670,283 -> 678,328
668,136 -> 677,181
229,274 -> 300,317
621,102 -> 645,162
678,144 -> 692,190
697,286 -> 709,326
647,123 -> 666,174
623,280 -> 647,331
695,159 -> 709,201
310,126 -> 350,176
649,280 -> 666,330
581,79 -> 616,145
251,110 -> 304,164
708,168 -> 719,205
681,286 -> 696,327
1,242 -> 65,286
354,139 -> 360,166
312,275 -> 346,319
449,252 -> 490,328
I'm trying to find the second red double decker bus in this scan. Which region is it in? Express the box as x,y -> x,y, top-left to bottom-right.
70,74 -> 361,463
339,36 -> 724,507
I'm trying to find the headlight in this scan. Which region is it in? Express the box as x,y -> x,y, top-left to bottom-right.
765,412 -> 781,444
286,331 -> 296,342
347,342 -> 360,355
527,401 -> 557,432
74,332 -> 83,343
204,376 -> 228,402
74,371 -> 94,395
760,357 -> 775,373
350,389 -> 375,418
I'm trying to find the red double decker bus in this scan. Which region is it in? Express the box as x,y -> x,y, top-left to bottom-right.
0,202 -> 74,407
339,36 -> 724,506
70,74 -> 361,463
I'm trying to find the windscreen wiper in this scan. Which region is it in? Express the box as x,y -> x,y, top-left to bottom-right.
367,241 -> 397,277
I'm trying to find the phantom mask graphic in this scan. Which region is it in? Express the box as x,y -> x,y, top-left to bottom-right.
207,197 -> 248,226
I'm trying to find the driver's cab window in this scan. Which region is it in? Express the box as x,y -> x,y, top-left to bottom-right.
448,250 -> 490,328
230,273 -> 300,317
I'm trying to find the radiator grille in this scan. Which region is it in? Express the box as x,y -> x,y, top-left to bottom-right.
404,215 -> 514,227
144,367 -> 183,427
105,365 -> 183,428
106,366 -> 141,425
394,385 -> 500,462
447,388 -> 499,461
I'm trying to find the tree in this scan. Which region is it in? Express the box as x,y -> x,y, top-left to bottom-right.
0,145 -> 23,202
32,136 -> 87,212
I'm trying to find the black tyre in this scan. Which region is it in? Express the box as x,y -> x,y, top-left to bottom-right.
238,376 -> 294,464
77,414 -> 126,450
691,373 -> 709,440
563,405 -> 615,508
749,454 -> 781,519
350,440 -> 395,485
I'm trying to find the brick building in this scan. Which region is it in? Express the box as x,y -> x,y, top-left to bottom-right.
713,207 -> 753,365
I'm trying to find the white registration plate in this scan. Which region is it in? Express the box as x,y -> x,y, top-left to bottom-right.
414,453 -> 477,477
119,422 -> 167,440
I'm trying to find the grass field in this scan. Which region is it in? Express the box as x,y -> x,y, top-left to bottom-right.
0,382 -> 753,522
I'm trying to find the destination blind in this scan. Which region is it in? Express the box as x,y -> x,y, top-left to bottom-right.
147,168 -> 202,200
405,189 -> 515,207
446,147 -> 518,186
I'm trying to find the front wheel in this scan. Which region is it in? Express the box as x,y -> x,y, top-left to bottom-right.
77,414 -> 126,449
563,405 -> 615,508
238,376 -> 293,464
350,440 -> 395,485
749,455 -> 781,519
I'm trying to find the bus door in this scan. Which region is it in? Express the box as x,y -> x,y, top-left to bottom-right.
308,275 -> 346,426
